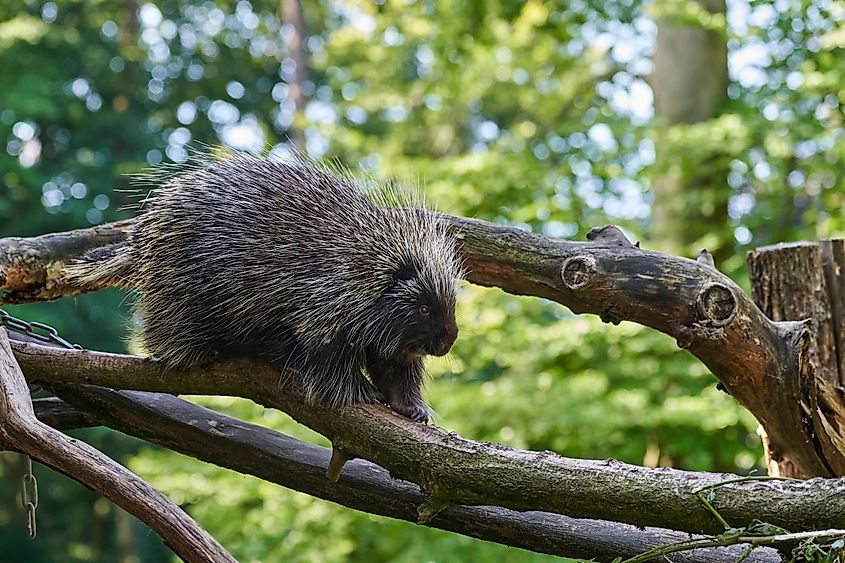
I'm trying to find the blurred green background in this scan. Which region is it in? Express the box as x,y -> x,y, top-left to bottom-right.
1,0 -> 843,561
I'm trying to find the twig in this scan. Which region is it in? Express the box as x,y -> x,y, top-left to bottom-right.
693,475 -> 802,532
624,476 -> 840,563
621,529 -> 845,563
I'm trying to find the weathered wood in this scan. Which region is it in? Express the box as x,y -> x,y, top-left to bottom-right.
0,221 -> 132,303
455,219 -> 830,476
820,239 -> 845,382
748,240 -> 845,478
0,330 -> 235,563
40,387 -> 778,563
13,340 -> 845,537
0,219 -> 836,476
32,396 -> 96,429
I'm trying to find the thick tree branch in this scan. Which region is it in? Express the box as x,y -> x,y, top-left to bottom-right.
35,388 -> 778,563
0,219 -> 822,475
0,330 -> 235,563
455,219 -> 826,475
13,341 -> 845,537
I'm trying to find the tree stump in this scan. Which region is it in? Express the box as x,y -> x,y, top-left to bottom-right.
748,239 -> 845,477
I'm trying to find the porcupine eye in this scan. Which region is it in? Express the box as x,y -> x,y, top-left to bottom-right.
419,305 -> 430,316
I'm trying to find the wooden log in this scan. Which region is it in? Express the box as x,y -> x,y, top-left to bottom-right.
14,340 -> 845,537
2,220 -> 840,476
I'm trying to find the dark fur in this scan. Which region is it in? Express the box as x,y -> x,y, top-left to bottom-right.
66,154 -> 462,421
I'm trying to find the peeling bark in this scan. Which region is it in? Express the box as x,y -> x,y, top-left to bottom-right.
0,221 -> 132,303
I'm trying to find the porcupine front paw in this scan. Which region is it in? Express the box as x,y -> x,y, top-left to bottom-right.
390,399 -> 431,423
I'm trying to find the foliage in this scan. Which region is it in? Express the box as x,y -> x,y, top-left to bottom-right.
0,0 -> 842,561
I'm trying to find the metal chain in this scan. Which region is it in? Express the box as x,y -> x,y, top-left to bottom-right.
1,308 -> 81,539
0,308 -> 82,350
20,456 -> 38,538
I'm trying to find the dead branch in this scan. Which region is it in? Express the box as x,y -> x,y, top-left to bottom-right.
0,218 -> 832,476
0,330 -> 235,563
35,387 -> 778,563
0,220 -> 131,303
13,340 -> 845,537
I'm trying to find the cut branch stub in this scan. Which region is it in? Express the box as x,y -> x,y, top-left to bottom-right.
696,249 -> 716,271
695,282 -> 738,328
561,255 -> 597,290
417,472 -> 450,525
326,445 -> 351,482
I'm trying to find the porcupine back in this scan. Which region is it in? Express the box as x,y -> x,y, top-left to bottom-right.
71,152 -> 462,407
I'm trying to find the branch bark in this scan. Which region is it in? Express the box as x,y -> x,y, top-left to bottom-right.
0,218 -> 834,476
0,220 -> 131,303
34,387 -> 778,563
0,330 -> 235,563
13,340 -> 845,538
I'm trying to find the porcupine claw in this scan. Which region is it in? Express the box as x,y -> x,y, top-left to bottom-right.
391,401 -> 431,423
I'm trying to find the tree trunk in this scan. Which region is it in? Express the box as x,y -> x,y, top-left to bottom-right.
651,0 -> 730,259
280,0 -> 308,149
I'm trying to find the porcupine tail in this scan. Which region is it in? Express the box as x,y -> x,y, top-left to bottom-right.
63,242 -> 136,289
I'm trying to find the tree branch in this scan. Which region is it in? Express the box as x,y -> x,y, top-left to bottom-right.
32,396 -> 97,429
35,387 -> 778,563
0,330 -> 235,563
0,218 -> 828,475
13,340 -> 845,537
0,220 -> 131,303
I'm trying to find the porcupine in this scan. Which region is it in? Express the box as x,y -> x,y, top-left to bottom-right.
67,153 -> 463,422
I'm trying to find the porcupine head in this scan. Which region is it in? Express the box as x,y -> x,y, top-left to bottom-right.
64,151 -> 464,423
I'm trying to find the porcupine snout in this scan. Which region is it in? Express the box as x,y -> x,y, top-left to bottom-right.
430,322 -> 458,357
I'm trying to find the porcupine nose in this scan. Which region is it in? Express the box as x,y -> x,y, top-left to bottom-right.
431,325 -> 458,356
